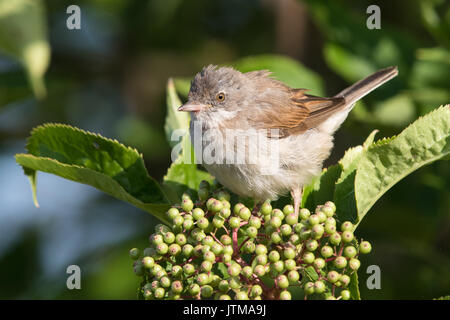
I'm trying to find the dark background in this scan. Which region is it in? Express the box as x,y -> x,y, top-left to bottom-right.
0,0 -> 448,299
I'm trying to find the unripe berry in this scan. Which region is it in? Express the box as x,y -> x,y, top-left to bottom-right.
203,250 -> 216,262
196,273 -> 210,285
155,224 -> 171,235
334,256 -> 347,269
283,247 -> 296,260
340,274 -> 351,287
253,264 -> 266,277
250,285 -> 263,298
280,224 -> 292,236
271,260 -> 284,273
321,205 -> 335,217
183,263 -> 195,275
311,224 -> 325,239
218,280 -> 229,292
129,248 -> 140,260
160,276 -> 171,288
156,243 -> 168,255
235,291 -> 249,300
316,211 -> 327,223
283,204 -> 295,216
198,188 -> 209,201
246,226 -> 258,238
163,231 -> 175,244
287,270 -> 300,283
167,207 -> 180,220
168,243 -> 181,256
150,234 -> 164,245
260,202 -> 272,216
220,234 -> 232,245
175,233 -> 187,246
229,216 -> 241,229
313,257 -> 326,269
255,254 -> 268,265
344,246 -> 357,258
197,217 -> 209,230
327,270 -> 340,283
359,241 -> 372,254
285,213 -> 298,226
189,283 -> 200,296
142,256 -> 154,269
227,263 -> 242,277
222,253 -> 232,263
314,280 -> 326,294
201,260 -> 213,272
239,207 -> 251,221
280,290 -> 291,300
233,203 -> 245,215
272,209 -> 284,220
321,245 -> 333,258
269,216 -> 282,228
171,280 -> 183,294
228,276 -> 242,289
299,208 -> 311,220
290,234 -> 301,245
308,214 -> 320,226
254,244 -> 267,256
242,266 -> 253,278
341,289 -> 351,300
212,215 -> 225,228
154,287 -> 165,299
219,294 -> 231,300
171,265 -> 183,278
211,242 -> 222,255
181,198 -> 194,212
342,230 -> 354,243
192,208 -> 205,220
219,207 -> 231,219
284,259 -> 296,271
183,219 -> 194,230
299,227 -> 311,240
304,282 -> 315,295
302,252 -> 315,264
276,274 -> 289,289
270,232 -> 282,244
324,201 -> 336,213
182,244 -> 194,257
223,245 -> 233,255
329,232 -> 342,245
210,199 -> 223,213
269,250 -> 280,262
306,239 -> 319,251
249,216 -> 262,229
349,258 -> 361,271
341,221 -> 354,232
214,190 -> 230,201
324,223 -> 337,235
243,240 -> 256,253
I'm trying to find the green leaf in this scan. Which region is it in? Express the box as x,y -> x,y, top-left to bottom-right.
349,272 -> 361,300
15,124 -> 171,224
162,78 -> 213,202
354,105 -> 450,227
434,295 -> 450,300
304,266 -> 319,281
233,54 -> 324,95
0,0 -> 50,98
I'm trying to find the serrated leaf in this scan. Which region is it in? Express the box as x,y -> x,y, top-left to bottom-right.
354,105 -> 450,227
349,272 -> 361,300
0,0 -> 50,98
304,266 -> 319,281
302,164 -> 342,210
15,124 -> 171,224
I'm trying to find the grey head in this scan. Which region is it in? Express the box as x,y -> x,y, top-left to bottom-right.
178,65 -> 276,115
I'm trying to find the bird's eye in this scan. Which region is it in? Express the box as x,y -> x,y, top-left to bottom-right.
216,92 -> 225,102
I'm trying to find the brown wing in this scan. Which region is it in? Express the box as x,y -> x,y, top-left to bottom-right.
256,88 -> 346,138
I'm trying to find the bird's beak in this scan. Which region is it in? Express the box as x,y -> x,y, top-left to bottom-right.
178,102 -> 210,112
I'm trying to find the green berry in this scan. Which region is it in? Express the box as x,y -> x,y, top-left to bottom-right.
341,289 -> 351,300
299,208 -> 310,220
269,216 -> 282,228
156,243 -> 168,255
284,259 -> 296,271
219,294 -> 231,300
280,224 -> 292,236
327,271 -> 340,283
192,208 -> 205,220
129,248 -> 140,260
255,244 -> 268,256
287,270 -> 300,283
283,247 -> 296,260
211,242 -> 223,255
304,282 -> 315,295
272,209 -> 284,220
306,239 -> 319,251
171,280 -> 183,294
198,188 -> 209,201
311,224 -> 324,239
321,205 -> 335,217
308,214 -> 320,226
239,207 -> 251,221
260,202 -> 272,216
344,246 -> 357,258
181,198 -> 194,212
229,216 -> 241,229
285,213 -> 298,226
163,232 -> 175,244
154,287 -> 165,299
341,221 -> 353,232
242,266 -> 253,278
246,226 -> 258,238
220,234 -> 232,245
142,256 -> 154,269
329,232 -> 342,245
212,215 -> 225,228
183,263 -> 195,275
302,252 -> 315,264
233,203 -> 245,215
314,280 -> 326,294
270,232 -> 282,244
324,223 -> 337,235
283,204 -> 295,216
167,208 -> 180,219
196,273 -> 210,285
271,260 -> 284,273
349,258 -> 361,271
249,216 -> 261,229
168,243 -> 181,256
269,250 -> 280,262
189,283 -> 200,296
276,274 -> 289,289
160,276 -> 171,288
214,190 -> 230,201
227,263 -> 242,277
342,230 -> 354,243
359,241 -> 372,254
253,264 -> 266,277
218,280 -> 229,292
210,199 -> 224,213
255,254 -> 268,265
182,244 -> 194,257
340,275 -> 351,287
250,285 -> 263,298
280,290 -> 291,300
201,260 -> 213,272
219,207 -> 231,219
334,256 -> 347,269
235,291 -> 249,300
183,219 -> 194,230
313,257 -> 326,269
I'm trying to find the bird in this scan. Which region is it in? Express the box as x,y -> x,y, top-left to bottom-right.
178,64 -> 398,215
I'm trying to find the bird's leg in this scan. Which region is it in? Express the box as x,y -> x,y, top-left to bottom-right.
291,187 -> 303,216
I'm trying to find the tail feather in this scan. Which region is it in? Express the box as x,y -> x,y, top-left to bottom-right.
335,66 -> 398,106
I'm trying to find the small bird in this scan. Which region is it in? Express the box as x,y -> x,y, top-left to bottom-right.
178,65 -> 398,215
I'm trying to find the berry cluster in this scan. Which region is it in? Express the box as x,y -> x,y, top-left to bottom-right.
130,181 -> 372,300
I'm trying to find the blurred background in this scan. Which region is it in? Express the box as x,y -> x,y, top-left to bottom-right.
0,0 -> 448,299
